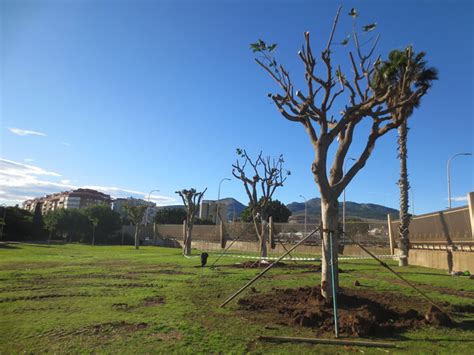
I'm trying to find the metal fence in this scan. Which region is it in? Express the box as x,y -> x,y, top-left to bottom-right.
126,220 -> 390,247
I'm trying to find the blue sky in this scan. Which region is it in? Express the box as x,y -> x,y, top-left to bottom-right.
1,0 -> 473,214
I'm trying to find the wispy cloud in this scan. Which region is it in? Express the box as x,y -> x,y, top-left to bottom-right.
0,158 -> 176,206
24,158 -> 35,163
8,127 -> 47,137
61,142 -> 71,146
450,196 -> 468,202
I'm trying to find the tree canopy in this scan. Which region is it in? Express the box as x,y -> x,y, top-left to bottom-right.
241,199 -> 292,223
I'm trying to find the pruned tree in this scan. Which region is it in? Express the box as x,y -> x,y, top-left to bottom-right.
373,49 -> 438,266
124,204 -> 147,250
241,198 -> 292,223
252,6 -> 435,298
232,149 -> 290,258
175,188 -> 207,256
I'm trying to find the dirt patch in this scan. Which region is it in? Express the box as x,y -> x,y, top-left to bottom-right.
128,268 -> 192,275
450,304 -> 474,313
87,321 -> 148,334
36,321 -> 148,339
63,273 -> 137,280
238,286 -> 455,337
142,296 -> 166,306
0,292 -> 92,303
113,283 -> 156,288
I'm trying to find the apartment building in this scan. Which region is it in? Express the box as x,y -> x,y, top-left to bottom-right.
22,189 -> 112,214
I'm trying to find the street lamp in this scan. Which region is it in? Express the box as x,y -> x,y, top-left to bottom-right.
145,189 -> 160,225
343,157 -> 356,234
299,195 -> 307,236
447,153 -> 472,209
216,178 -> 231,224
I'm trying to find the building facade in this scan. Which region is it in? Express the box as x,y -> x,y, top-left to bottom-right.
199,200 -> 228,223
22,189 -> 112,215
112,197 -> 156,224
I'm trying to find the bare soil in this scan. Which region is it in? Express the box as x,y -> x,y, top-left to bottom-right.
238,286 -> 454,337
142,295 -> 166,306
230,261 -> 322,270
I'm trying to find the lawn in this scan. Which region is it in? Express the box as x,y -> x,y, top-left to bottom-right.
0,243 -> 473,354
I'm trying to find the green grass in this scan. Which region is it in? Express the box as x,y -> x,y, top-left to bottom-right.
0,243 -> 473,354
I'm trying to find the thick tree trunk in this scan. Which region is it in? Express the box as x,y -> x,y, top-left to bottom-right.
320,197 -> 340,299
397,121 -> 410,267
134,224 -> 139,250
183,224 -> 192,256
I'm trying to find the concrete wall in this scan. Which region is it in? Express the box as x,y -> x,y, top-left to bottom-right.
388,196 -> 473,243
405,248 -> 474,273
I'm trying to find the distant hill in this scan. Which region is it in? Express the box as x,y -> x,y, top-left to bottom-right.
287,197 -> 397,222
158,197 -> 396,222
156,198 -> 246,221
218,197 -> 246,220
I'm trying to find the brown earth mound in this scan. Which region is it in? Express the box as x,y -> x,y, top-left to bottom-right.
230,261 -> 324,270
238,286 -> 453,337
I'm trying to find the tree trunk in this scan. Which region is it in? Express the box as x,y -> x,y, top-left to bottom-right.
320,197 -> 340,299
252,214 -> 268,258
260,225 -> 268,258
134,224 -> 139,250
184,224 -> 193,256
92,225 -> 96,246
397,121 -> 410,267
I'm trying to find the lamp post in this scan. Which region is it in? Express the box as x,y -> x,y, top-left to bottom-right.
216,178 -> 231,224
343,157 -> 356,234
145,189 -> 160,225
299,195 -> 307,236
447,153 -> 472,209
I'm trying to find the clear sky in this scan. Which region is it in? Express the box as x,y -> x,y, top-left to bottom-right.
1,0 -> 473,214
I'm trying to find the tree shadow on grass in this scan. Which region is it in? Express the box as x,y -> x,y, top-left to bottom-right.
0,243 -> 21,249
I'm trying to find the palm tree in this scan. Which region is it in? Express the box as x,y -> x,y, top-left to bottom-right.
374,48 -> 438,266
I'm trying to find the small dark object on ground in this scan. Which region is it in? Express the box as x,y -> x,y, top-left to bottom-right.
250,287 -> 258,293
354,280 -> 361,287
469,275 -> 474,280
200,252 -> 209,267
424,305 -> 453,326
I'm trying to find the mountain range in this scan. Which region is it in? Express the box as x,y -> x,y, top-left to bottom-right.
159,197 -> 397,222
286,198 -> 398,222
